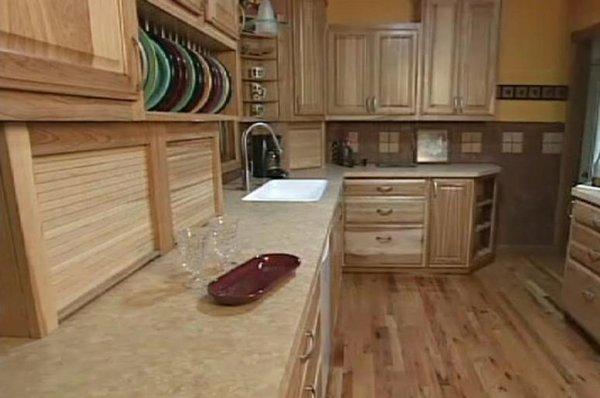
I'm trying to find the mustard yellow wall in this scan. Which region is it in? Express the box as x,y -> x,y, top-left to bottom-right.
571,0 -> 600,32
327,0 -> 571,122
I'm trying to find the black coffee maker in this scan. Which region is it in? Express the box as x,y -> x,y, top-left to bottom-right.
251,135 -> 288,179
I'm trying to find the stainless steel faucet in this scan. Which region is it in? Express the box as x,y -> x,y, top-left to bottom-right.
241,122 -> 284,192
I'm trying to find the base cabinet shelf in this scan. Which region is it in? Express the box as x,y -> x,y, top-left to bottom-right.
0,121 -> 223,338
343,175 -> 498,272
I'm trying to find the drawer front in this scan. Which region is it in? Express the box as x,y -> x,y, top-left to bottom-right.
345,227 -> 424,266
345,197 -> 425,225
562,259 -> 600,342
344,179 -> 427,197
569,222 -> 600,275
573,201 -> 600,234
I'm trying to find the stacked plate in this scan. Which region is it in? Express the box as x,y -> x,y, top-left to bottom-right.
138,28 -> 232,114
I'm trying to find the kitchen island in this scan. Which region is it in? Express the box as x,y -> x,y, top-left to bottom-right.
0,164 -> 499,397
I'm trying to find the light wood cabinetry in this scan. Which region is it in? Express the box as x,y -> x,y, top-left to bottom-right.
327,25 -> 419,117
0,0 -> 139,101
429,179 -> 474,267
205,0 -> 239,38
286,123 -> 325,170
421,0 -> 500,117
563,199 -> 600,343
0,122 -> 223,338
343,175 -> 498,271
293,0 -> 326,116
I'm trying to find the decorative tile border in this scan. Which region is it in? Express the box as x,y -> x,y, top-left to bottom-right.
497,85 -> 568,101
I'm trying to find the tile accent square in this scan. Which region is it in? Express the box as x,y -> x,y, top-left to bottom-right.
461,132 -> 483,153
542,132 -> 563,154
502,132 -> 524,154
378,132 -> 400,153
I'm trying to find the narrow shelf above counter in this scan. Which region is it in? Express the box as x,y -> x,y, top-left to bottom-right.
144,112 -> 238,122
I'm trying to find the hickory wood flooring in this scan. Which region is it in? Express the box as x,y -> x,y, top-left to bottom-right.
327,249 -> 600,398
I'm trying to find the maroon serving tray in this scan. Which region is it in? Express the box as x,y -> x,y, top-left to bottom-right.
208,253 -> 301,306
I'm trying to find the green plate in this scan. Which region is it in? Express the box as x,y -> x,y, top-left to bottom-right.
170,41 -> 197,112
139,29 -> 158,109
147,37 -> 171,110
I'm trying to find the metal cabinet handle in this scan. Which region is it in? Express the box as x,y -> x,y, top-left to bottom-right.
568,200 -> 575,219
376,208 -> 393,216
299,331 -> 315,360
582,289 -> 596,302
132,37 -> 144,92
453,97 -> 459,113
365,97 -> 372,113
373,96 -> 378,113
376,186 -> 393,193
304,385 -> 317,398
376,236 -> 392,243
458,96 -> 464,113
433,181 -> 439,197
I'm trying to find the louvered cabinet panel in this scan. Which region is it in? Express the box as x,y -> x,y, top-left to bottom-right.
167,139 -> 216,232
33,146 -> 156,315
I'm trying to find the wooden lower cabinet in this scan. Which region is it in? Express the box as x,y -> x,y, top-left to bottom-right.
343,176 -> 497,271
0,122 -> 223,338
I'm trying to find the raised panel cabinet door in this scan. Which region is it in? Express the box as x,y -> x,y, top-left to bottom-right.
205,0 -> 239,38
429,179 -> 474,267
457,0 -> 501,115
327,29 -> 370,115
372,29 -> 418,114
421,0 -> 461,115
293,0 -> 326,116
172,0 -> 204,14
0,0 -> 139,100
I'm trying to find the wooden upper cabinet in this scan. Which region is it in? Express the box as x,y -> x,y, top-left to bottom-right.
458,0 -> 501,115
421,0 -> 500,117
293,0 -> 326,116
0,0 -> 139,100
173,0 -> 204,15
372,30 -> 418,115
205,0 -> 239,38
421,0 -> 460,115
327,29 -> 370,115
429,179 -> 474,267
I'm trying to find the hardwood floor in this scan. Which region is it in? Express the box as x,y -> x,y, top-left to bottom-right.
328,250 -> 600,397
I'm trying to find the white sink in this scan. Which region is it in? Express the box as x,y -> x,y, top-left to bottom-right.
242,179 -> 328,202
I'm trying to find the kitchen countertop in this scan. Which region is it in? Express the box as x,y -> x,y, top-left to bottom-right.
344,163 -> 501,178
572,184 -> 600,207
0,163 -> 501,398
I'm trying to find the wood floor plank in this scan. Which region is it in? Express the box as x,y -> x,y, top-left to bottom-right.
329,252 -> 600,398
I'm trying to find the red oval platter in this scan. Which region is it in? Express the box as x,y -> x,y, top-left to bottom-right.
207,253 -> 301,306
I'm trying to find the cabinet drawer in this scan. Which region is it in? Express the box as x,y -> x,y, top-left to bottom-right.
344,179 -> 427,197
345,197 -> 425,225
572,201 -> 600,234
345,227 -> 423,266
569,222 -> 600,275
563,259 -> 600,342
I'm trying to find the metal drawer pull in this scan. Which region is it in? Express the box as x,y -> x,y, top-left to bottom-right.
376,208 -> 394,216
304,385 -> 317,398
299,331 -> 315,360
587,249 -> 600,263
376,236 -> 392,243
582,290 -> 596,302
377,186 -> 393,193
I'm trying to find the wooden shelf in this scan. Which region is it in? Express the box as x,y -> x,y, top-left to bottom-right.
240,117 -> 279,123
241,54 -> 277,61
241,32 -> 278,40
145,112 -> 238,122
242,78 -> 278,83
475,222 -> 492,233
476,199 -> 494,208
474,247 -> 493,259
242,100 -> 278,104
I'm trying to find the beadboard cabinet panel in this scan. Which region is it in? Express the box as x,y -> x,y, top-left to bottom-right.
0,0 -> 139,100
293,0 -> 326,116
167,139 -> 216,232
327,31 -> 370,115
286,123 -> 324,170
33,146 -> 157,316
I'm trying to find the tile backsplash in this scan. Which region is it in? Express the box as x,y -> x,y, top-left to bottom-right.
327,121 -> 565,246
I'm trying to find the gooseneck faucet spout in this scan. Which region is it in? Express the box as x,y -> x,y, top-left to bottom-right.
241,122 -> 284,192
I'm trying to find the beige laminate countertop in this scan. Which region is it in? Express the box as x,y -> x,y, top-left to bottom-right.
573,184 -> 600,207
344,163 -> 501,178
0,163 -> 500,398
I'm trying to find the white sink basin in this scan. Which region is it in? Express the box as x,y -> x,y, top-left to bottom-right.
242,179 -> 328,202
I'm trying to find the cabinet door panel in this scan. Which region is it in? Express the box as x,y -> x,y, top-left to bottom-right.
421,0 -> 460,115
293,0 -> 325,116
373,30 -> 418,114
327,30 -> 370,115
205,0 -> 239,38
287,123 -> 324,170
458,0 -> 500,115
0,0 -> 138,100
429,179 -> 473,266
